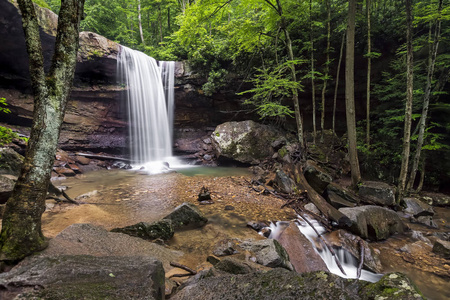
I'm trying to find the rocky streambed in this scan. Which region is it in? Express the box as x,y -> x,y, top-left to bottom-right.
0,167 -> 448,299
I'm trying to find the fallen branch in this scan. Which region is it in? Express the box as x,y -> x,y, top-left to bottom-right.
48,182 -> 79,205
75,152 -> 133,162
357,240 -> 365,279
170,262 -> 197,276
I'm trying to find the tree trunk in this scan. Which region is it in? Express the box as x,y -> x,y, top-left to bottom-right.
320,0 -> 331,143
0,0 -> 85,262
345,0 -> 361,188
138,0 -> 145,45
406,0 -> 442,191
310,0 -> 316,144
333,32 -> 345,134
397,0 -> 414,202
366,0 -> 371,146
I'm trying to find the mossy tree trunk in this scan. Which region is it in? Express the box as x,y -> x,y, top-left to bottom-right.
0,0 -> 85,262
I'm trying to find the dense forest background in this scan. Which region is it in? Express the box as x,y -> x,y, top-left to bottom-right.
30,0 -> 449,191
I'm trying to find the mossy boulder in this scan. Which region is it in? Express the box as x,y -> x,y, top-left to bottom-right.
339,206 -> 406,241
163,202 -> 208,229
211,120 -> 284,164
111,219 -> 174,241
358,181 -> 396,207
303,160 -> 333,194
0,255 -> 165,300
274,169 -> 297,194
0,147 -> 24,176
171,269 -> 424,300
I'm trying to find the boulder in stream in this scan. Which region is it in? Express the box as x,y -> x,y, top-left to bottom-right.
432,239 -> 450,259
0,255 -> 165,300
303,160 -> 333,194
403,197 -> 434,217
358,181 -> 396,206
239,239 -> 293,271
170,268 -> 425,300
339,206 -> 406,241
211,120 -> 284,164
163,202 -> 208,229
111,219 -> 174,241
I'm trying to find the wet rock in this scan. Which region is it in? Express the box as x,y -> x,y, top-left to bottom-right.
197,186 -> 211,201
247,221 -> 268,232
75,155 -> 91,165
224,205 -> 234,210
214,257 -> 258,274
339,206 -> 406,241
211,120 -> 284,164
53,166 -> 76,177
274,169 -> 296,194
203,154 -> 212,161
419,192 -> 450,207
303,160 -> 333,194
163,202 -> 208,229
260,227 -> 272,238
360,272 -> 425,299
358,181 -> 396,206
239,239 -> 293,271
276,222 -> 328,273
0,255 -> 165,300
326,182 -> 360,204
324,229 -> 383,273
0,174 -> 15,204
432,239 -> 450,259
411,215 -> 438,229
0,147 -> 23,176
327,190 -> 357,209
206,255 -> 221,265
304,203 -> 321,215
170,269 -> 424,300
111,219 -> 174,241
212,239 -> 239,256
403,197 -> 434,217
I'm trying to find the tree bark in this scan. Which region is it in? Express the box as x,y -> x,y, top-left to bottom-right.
397,0 -> 414,202
0,0 -> 85,261
333,32 -> 345,134
320,0 -> 331,143
138,0 -> 145,45
345,0 -> 361,187
406,0 -> 442,191
310,0 -> 317,144
366,0 -> 371,146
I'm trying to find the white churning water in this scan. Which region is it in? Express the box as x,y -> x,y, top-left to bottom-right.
117,46 -> 175,166
268,217 -> 383,283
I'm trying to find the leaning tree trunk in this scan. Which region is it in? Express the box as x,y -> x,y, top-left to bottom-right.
0,0 -> 85,262
406,0 -> 442,192
332,32 -> 345,134
397,0 -> 414,202
345,0 -> 361,188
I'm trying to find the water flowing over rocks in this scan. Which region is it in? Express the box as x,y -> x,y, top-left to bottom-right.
339,205 -> 406,241
211,120 -> 285,164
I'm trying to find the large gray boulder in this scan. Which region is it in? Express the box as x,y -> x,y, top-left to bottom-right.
163,202 -> 208,229
339,206 -> 406,241
171,269 -> 424,300
274,169 -> 297,194
303,160 -> 333,194
326,182 -> 360,204
432,239 -> 450,259
239,239 -> 293,271
211,120 -> 283,164
0,255 -> 165,300
403,197 -> 434,217
358,181 -> 396,206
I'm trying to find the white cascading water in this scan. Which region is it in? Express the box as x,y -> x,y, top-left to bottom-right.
117,46 -> 178,171
268,217 -> 383,283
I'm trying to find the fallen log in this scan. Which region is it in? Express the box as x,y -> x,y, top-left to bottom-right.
293,164 -> 352,228
75,152 -> 133,162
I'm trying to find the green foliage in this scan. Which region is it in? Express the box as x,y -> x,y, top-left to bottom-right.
0,98 -> 11,114
0,126 -> 19,146
238,60 -> 304,119
32,0 -> 51,9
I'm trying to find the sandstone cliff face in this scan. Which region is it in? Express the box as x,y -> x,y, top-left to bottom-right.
0,0 -> 252,156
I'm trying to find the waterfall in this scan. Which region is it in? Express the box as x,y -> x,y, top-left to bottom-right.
117,46 -> 174,165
